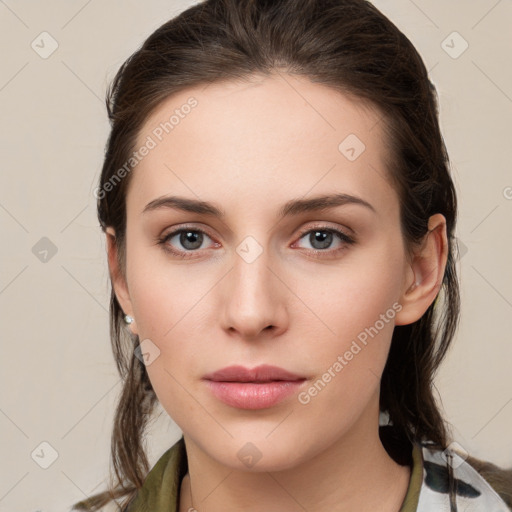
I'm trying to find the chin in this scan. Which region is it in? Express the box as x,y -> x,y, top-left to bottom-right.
202,433 -> 312,473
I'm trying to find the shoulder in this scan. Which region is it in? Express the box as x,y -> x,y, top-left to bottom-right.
416,441 -> 511,511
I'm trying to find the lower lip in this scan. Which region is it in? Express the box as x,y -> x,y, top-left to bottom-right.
204,380 -> 306,409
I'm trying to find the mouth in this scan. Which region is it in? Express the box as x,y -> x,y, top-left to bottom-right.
203,364 -> 307,409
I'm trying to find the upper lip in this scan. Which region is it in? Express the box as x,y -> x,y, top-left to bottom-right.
203,364 -> 305,382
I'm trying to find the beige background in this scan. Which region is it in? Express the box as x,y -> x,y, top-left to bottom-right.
0,1 -> 511,510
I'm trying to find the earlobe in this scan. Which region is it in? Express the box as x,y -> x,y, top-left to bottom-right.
395,214 -> 448,326
105,227 -> 138,335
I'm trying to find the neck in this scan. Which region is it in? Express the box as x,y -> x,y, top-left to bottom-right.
179,403 -> 411,512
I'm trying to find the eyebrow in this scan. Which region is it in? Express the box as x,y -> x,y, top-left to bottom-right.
142,193 -> 376,218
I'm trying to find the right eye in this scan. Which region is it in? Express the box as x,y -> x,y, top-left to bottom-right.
159,227 -> 219,258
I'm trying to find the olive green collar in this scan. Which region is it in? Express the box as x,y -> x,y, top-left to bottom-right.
125,437 -> 188,512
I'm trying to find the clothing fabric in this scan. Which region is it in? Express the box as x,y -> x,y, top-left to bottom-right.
123,436 -> 509,511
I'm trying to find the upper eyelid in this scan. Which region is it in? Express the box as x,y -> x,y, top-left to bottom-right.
162,224 -> 217,242
296,223 -> 352,237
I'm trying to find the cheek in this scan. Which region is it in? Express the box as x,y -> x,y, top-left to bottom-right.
297,239 -> 404,345
127,258 -> 207,424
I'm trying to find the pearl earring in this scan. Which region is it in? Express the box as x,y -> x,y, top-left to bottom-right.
124,314 -> 134,324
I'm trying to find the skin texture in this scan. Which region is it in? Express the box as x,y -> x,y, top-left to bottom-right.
106,72 -> 448,512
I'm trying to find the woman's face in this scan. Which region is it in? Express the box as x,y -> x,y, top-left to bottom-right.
113,73 -> 422,471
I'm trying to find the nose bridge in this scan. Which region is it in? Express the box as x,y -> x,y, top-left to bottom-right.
220,236 -> 286,338
233,246 -> 271,302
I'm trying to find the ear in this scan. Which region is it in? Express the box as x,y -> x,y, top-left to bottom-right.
105,227 -> 138,335
394,213 -> 448,326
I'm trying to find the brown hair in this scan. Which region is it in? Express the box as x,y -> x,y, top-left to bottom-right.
72,0 -> 510,510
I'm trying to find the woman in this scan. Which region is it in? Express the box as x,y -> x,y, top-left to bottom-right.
73,0 -> 511,510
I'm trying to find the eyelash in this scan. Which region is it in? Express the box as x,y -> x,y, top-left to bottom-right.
157,224 -> 356,259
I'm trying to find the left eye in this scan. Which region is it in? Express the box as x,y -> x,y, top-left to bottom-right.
295,228 -> 354,251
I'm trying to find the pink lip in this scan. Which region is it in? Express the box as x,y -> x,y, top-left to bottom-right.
203,365 -> 306,410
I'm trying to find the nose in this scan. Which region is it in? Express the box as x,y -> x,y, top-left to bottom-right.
219,246 -> 289,341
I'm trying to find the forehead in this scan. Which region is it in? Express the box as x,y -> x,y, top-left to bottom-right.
128,72 -> 397,219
